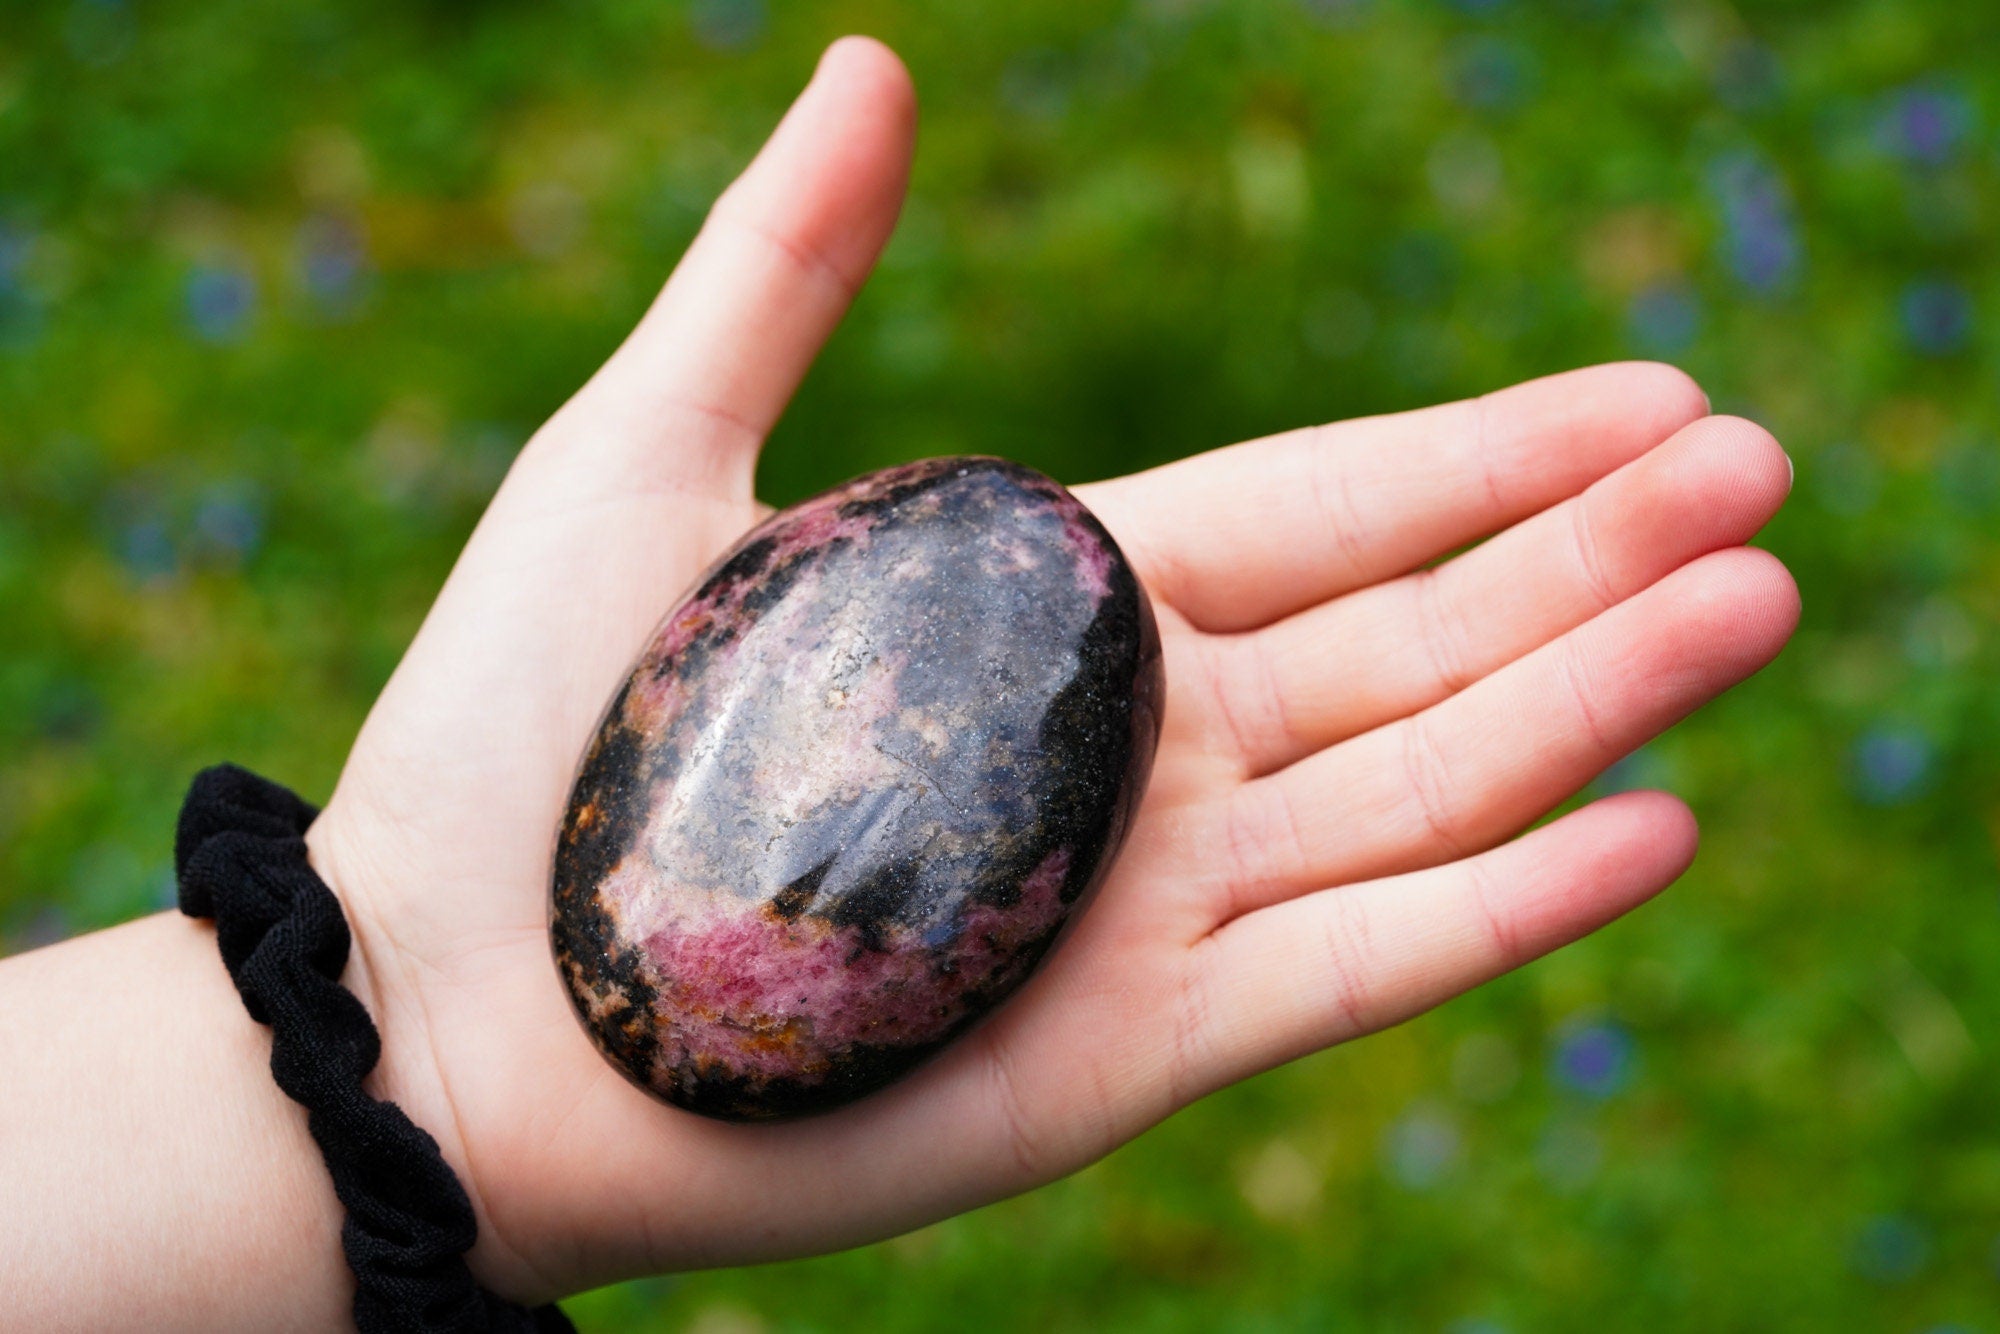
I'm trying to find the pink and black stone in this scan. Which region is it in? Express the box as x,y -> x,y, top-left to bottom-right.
550,456 -> 1164,1120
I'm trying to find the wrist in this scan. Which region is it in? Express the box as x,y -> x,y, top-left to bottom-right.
303,800 -> 559,1306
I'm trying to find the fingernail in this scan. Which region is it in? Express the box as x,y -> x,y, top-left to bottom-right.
1783,450 -> 1794,492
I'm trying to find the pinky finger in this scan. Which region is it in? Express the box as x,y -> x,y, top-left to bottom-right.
1181,791 -> 1697,1096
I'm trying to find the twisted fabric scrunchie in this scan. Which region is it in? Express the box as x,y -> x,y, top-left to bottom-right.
175,763 -> 574,1334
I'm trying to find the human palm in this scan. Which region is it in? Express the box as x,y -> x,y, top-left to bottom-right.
303,38 -> 1797,1303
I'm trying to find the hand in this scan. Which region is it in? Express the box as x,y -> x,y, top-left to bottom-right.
303,37 -> 1798,1302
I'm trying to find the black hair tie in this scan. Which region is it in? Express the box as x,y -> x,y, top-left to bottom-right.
174,763 -> 575,1334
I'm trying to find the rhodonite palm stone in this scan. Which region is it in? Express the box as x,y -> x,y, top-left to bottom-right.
550,456 -> 1164,1120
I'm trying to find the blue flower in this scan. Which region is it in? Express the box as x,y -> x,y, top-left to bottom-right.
1850,727 -> 1934,806
296,216 -> 369,316
689,0 -> 765,53
193,480 -> 266,563
116,517 -> 177,582
1708,153 -> 1801,294
1550,1016 -> 1636,1100
1899,278 -> 1973,356
185,264 -> 257,344
1628,283 -> 1703,354
1450,37 -> 1535,114
1877,85 -> 1972,167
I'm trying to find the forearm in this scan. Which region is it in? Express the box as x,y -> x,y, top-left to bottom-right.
0,913 -> 355,1332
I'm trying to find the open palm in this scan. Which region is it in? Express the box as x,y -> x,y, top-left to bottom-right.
303,38 -> 1798,1304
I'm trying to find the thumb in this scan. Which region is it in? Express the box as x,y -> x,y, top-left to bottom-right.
532,34 -> 917,505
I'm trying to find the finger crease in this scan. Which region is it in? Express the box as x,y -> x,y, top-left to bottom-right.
727,212 -> 862,303
984,1027 -> 1051,1182
1470,391 -> 1506,513
656,393 -> 767,449
1401,715 -> 1466,857
1559,639 -> 1615,754
1204,638 -> 1267,769
1167,952 -> 1217,1109
1568,497 -> 1620,612
1221,785 -> 1306,921
1304,443 -> 1371,585
1465,854 -> 1524,966
1413,567 -> 1476,697
1317,893 -> 1376,1037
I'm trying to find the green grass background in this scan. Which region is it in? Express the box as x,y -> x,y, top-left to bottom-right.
4,1 -> 1999,1329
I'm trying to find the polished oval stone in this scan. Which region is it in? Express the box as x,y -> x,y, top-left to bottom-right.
551,456 -> 1164,1120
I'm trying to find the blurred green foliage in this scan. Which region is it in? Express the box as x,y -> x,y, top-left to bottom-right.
4,0 -> 2000,1329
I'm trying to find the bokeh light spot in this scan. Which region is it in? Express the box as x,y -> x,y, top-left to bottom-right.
1381,1104 -> 1462,1190
689,0 -> 766,53
1627,283 -> 1702,355
1851,1214 -> 1929,1284
1899,278 -> 1973,356
1849,727 -> 1935,806
185,265 -> 258,344
1878,84 -> 1972,167
1550,1016 -> 1637,1100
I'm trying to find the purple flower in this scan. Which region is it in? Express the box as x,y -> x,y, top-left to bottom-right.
1550,1016 -> 1635,1100
1708,153 -> 1801,294
185,264 -> 257,344
1850,727 -> 1934,806
296,215 -> 369,315
1878,85 -> 1972,167
1899,278 -> 1973,356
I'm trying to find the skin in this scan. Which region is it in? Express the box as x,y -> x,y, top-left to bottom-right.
0,37 -> 1800,1330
